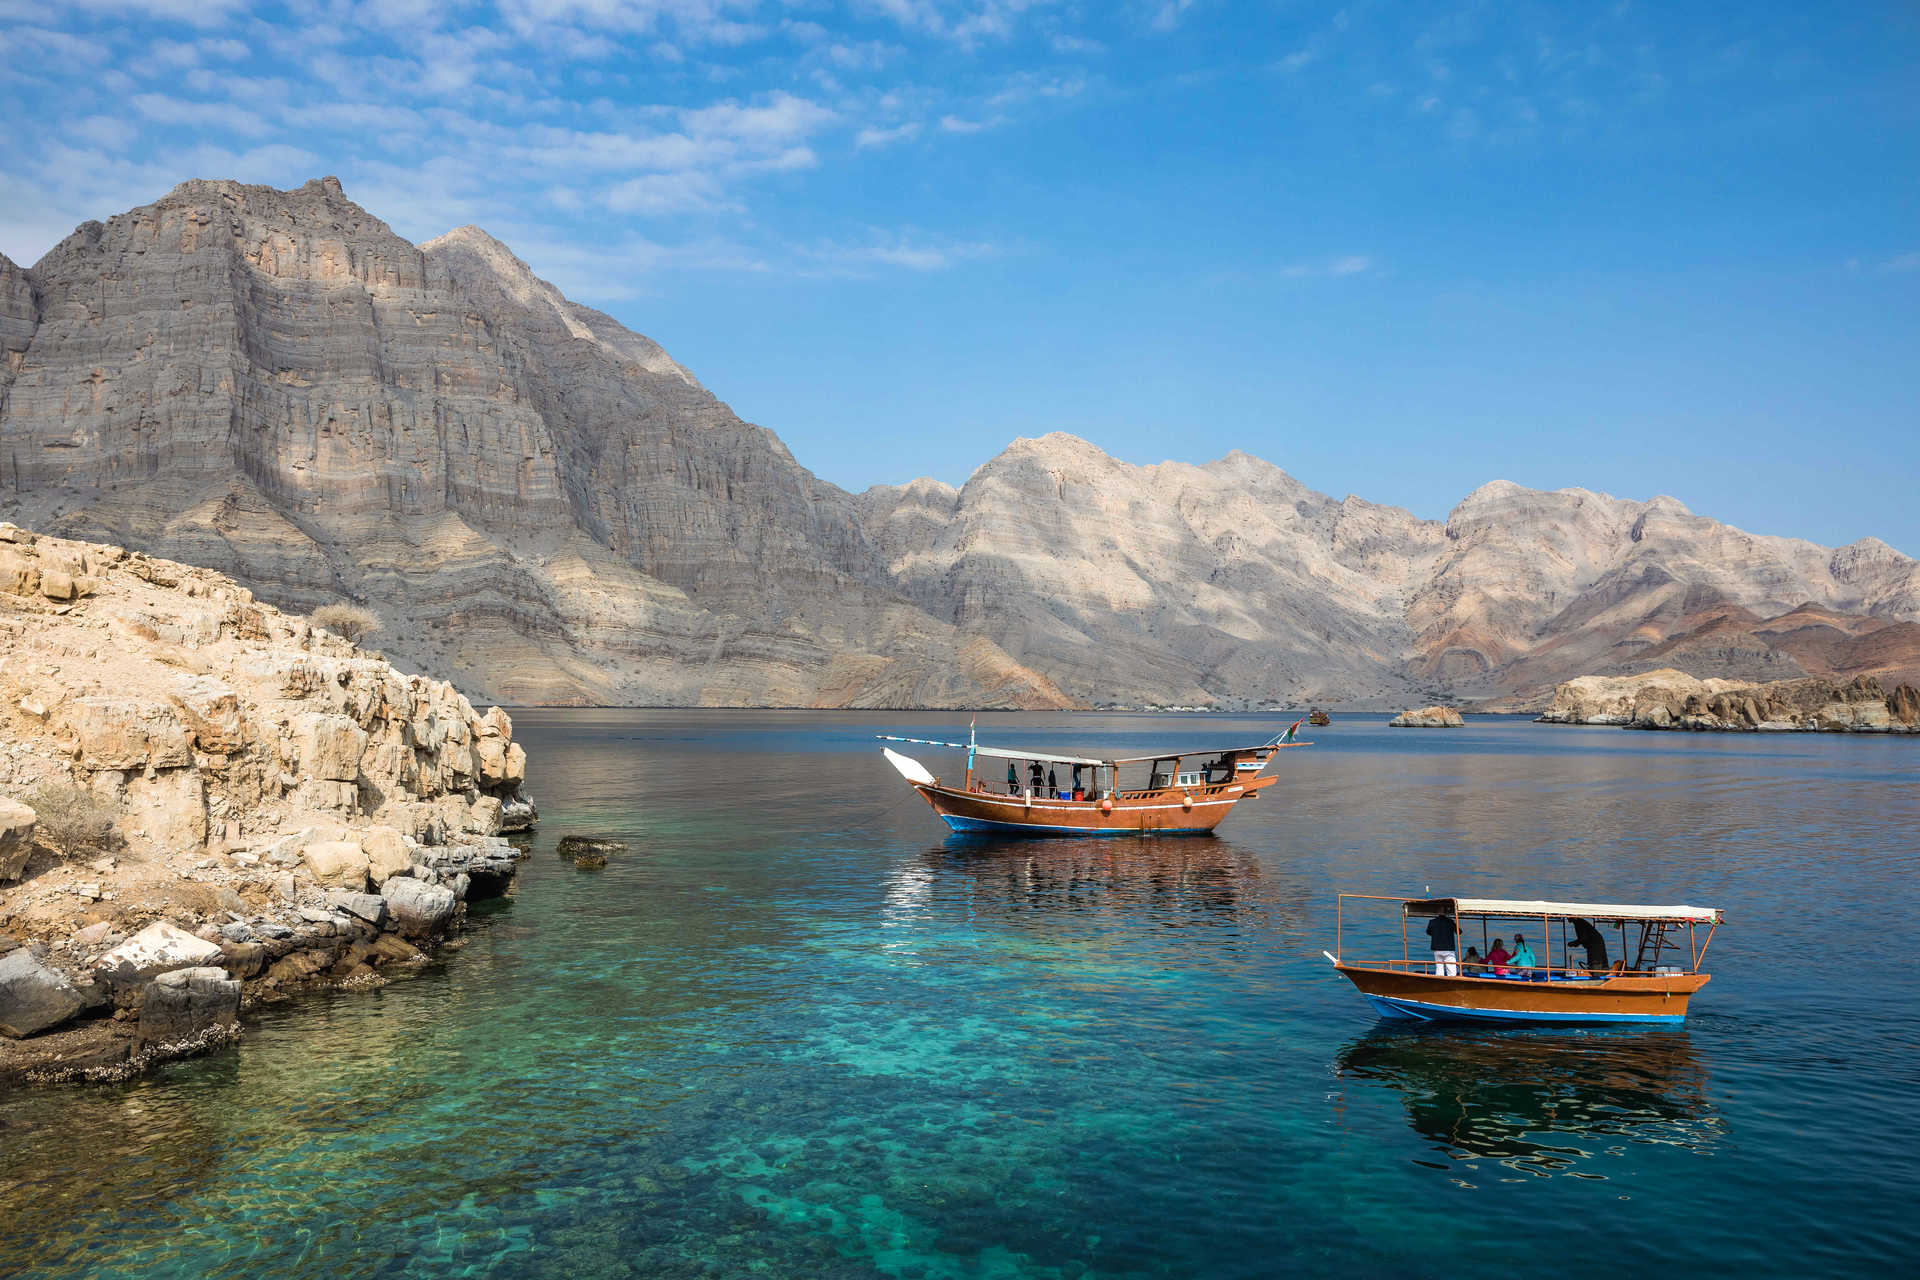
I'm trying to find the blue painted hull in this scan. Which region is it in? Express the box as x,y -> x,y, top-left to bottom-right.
1363,993 -> 1686,1026
939,814 -> 1215,837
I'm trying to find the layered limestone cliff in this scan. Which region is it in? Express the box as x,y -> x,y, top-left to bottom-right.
0,522 -> 537,1081
4,177 -> 1918,711
1537,667 -> 1919,732
0,178 -> 1065,710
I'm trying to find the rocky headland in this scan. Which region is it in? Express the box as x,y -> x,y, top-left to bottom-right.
1537,668 -> 1920,733
1388,706 -> 1466,728
5,176 -> 1918,713
0,522 -> 537,1084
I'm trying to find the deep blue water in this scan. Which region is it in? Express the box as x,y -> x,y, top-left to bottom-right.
2,711 -> 1916,1278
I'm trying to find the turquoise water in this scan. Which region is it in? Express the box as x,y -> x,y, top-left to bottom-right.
2,711 -> 1916,1277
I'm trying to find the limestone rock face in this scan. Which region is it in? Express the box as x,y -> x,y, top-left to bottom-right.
98,921 -> 224,981
0,528 -> 534,869
5,179 -> 1918,711
1539,670 -> 1920,733
301,840 -> 370,890
1389,706 -> 1465,728
0,179 -> 1063,711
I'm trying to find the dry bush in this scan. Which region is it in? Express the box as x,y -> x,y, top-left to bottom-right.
311,602 -> 382,646
24,783 -> 123,861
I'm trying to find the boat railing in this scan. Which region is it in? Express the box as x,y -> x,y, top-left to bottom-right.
1335,956 -> 1693,980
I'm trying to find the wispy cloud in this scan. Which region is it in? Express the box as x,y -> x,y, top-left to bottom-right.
1280,255 -> 1377,279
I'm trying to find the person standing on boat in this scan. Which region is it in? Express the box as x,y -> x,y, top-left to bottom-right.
1028,760 -> 1045,794
1568,917 -> 1610,973
1007,761 -> 1019,795
1426,912 -> 1459,977
1047,765 -> 1059,797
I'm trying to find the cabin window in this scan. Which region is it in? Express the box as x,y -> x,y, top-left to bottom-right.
1176,771 -> 1202,788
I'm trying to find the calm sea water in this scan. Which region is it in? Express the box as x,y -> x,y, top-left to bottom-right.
2,711 -> 1916,1278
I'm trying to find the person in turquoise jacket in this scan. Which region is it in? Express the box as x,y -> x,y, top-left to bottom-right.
1510,933 -> 1539,979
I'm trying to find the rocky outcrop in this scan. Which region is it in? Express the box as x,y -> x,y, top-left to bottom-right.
0,525 -> 539,1081
1389,706 -> 1465,728
4,179 -> 1918,712
1540,670 -> 1920,733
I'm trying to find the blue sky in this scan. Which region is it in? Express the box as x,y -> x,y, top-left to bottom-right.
3,1 -> 1916,551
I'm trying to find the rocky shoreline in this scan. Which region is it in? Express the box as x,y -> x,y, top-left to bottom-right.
1,524 -> 539,1084
1537,668 -> 1920,733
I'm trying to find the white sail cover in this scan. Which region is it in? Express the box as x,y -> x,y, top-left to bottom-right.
1409,897 -> 1721,924
881,747 -> 937,786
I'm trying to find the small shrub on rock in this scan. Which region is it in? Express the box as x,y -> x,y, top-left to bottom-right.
23,783 -> 123,861
311,603 -> 382,646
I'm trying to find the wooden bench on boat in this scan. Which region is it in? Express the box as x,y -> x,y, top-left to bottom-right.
1326,893 -> 1723,1025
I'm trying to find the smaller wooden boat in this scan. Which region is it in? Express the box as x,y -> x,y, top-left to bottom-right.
1327,894 -> 1722,1025
1308,709 -> 1331,726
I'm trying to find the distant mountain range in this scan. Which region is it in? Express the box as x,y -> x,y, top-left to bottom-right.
3,177 -> 1916,708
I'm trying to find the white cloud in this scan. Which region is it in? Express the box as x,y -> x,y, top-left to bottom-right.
1150,0 -> 1195,34
129,93 -> 275,137
607,171 -> 738,213
1880,252 -> 1920,273
1280,255 -> 1376,278
939,114 -> 991,133
855,121 -> 921,147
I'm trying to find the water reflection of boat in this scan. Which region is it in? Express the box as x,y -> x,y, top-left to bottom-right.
876,723 -> 1307,836
917,837 -> 1276,924
1332,1025 -> 1721,1176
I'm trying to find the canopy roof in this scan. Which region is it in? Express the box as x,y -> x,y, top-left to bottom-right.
1402,897 -> 1722,925
875,735 -> 1286,768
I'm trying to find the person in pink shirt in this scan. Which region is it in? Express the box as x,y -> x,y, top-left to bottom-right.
1486,938 -> 1512,977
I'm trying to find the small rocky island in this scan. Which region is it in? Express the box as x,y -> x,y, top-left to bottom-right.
1389,706 -> 1465,728
1,524 -> 537,1083
1538,668 -> 1920,733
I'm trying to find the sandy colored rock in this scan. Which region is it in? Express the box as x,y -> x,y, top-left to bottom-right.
361,826 -> 411,886
1389,706 -> 1465,728
301,840 -> 370,890
1540,670 -> 1920,734
0,798 -> 35,881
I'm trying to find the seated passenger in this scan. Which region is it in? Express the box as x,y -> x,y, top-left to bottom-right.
1462,945 -> 1485,975
1510,933 -> 1537,979
1486,939 -> 1512,977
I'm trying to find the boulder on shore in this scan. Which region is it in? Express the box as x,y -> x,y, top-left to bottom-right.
1389,706 -> 1465,728
98,921 -> 225,982
136,966 -> 241,1047
381,877 -> 457,938
0,949 -> 89,1038
0,798 -> 36,881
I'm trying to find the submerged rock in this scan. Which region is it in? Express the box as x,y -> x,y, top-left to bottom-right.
557,836 -> 626,859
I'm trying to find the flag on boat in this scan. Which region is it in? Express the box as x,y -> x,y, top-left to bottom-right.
1282,719 -> 1302,743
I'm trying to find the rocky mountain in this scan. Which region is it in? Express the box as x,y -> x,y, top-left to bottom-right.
0,178 -> 1064,709
3,177 -> 1917,710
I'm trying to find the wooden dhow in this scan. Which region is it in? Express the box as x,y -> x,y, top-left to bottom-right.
1327,894 -> 1723,1025
878,722 -> 1308,836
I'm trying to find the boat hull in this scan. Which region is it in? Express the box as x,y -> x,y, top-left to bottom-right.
914,777 -> 1272,837
1335,964 -> 1708,1025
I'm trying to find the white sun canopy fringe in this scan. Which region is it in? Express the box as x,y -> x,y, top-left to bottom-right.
1408,898 -> 1721,924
